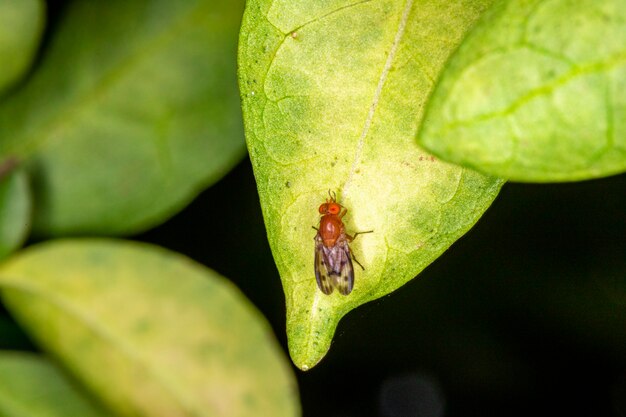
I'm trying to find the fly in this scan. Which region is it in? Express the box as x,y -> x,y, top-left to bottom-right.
313,191 -> 371,295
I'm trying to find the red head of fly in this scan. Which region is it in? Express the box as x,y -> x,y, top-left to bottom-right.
317,195 -> 345,248
313,191 -> 370,296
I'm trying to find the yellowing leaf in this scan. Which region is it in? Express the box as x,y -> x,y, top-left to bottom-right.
239,0 -> 503,369
0,240 -> 300,417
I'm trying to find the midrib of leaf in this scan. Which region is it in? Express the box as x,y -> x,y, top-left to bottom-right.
344,0 -> 414,197
1,2 -> 212,161
0,279 -> 203,417
300,0 -> 415,364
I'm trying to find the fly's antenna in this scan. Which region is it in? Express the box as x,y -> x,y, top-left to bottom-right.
328,189 -> 337,202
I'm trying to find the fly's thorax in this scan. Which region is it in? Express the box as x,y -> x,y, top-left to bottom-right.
319,214 -> 344,247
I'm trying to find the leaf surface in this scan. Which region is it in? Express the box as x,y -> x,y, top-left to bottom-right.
418,0 -> 626,181
0,239 -> 300,417
0,165 -> 31,260
0,0 -> 44,96
239,0 -> 503,369
0,352 -> 112,417
0,0 -> 246,235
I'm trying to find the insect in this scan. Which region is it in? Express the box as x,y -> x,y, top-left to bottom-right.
313,191 -> 371,295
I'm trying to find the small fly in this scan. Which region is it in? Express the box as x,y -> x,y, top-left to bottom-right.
313,191 -> 371,295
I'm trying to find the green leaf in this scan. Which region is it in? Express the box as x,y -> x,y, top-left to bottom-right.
418,0 -> 626,182
0,0 -> 45,96
0,0 -> 246,235
239,0 -> 503,369
0,352 -> 112,417
0,239 -> 300,417
0,163 -> 31,260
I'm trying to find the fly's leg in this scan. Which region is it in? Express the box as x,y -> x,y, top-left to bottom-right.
346,230 -> 373,270
346,230 -> 373,242
351,252 -> 366,270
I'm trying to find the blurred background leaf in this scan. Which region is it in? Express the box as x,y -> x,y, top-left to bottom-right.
0,352 -> 113,417
0,0 -> 246,236
0,0 -> 45,96
239,0 -> 502,370
0,165 -> 31,260
418,0 -> 626,182
0,239 -> 300,417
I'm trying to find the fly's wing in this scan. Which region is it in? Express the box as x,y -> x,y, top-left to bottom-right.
314,234 -> 334,294
330,241 -> 354,296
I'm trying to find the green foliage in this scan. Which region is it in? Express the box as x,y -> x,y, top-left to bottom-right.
239,0 -> 503,369
0,167 -> 30,261
0,1 -> 299,415
0,240 -> 300,417
418,0 -> 626,181
0,0 -> 44,96
0,0 -> 621,414
0,352 -> 112,417
0,0 -> 246,236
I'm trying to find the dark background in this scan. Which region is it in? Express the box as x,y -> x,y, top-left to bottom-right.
2,2 -> 625,416
3,157 -> 624,417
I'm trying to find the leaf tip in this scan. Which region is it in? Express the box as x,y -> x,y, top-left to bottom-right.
289,347 -> 327,372
286,298 -> 343,371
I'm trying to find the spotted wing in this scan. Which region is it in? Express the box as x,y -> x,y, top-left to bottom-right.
314,234 -> 334,294
329,241 -> 354,296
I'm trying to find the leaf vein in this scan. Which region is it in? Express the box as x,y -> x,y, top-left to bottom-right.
344,0 -> 414,196
439,51 -> 626,131
291,0 -> 375,33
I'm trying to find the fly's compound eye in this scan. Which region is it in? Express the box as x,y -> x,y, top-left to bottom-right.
328,203 -> 341,215
319,203 -> 328,214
